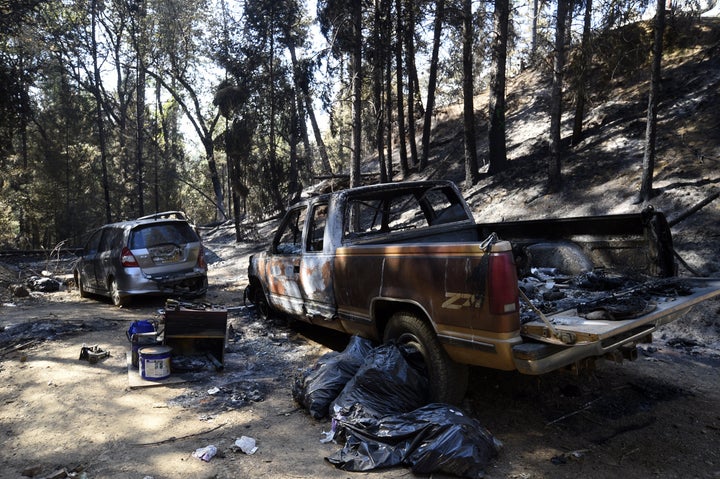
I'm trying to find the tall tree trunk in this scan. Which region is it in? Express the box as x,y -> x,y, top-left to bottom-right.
374,0 -> 388,183
488,0 -> 510,175
404,0 -> 424,117
290,48 -> 313,179
639,0 -> 666,202
288,96 -> 300,202
404,0 -> 418,167
288,42 -> 329,175
227,119 -> 242,240
462,0 -> 479,188
350,0 -> 363,187
154,84 -> 161,213
572,0 -> 592,144
157,83 -> 173,201
267,20 -> 285,212
385,37 -> 394,181
228,118 -> 252,241
548,0 -> 568,193
136,63 -> 145,216
111,20 -> 129,165
420,0 -> 445,171
530,0 -> 539,66
306,95 -> 332,174
297,90 -> 313,178
395,0 -> 410,177
134,0 -> 146,216
202,138 -> 227,215
91,0 -> 112,223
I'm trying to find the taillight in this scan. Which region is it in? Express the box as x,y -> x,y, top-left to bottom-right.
488,251 -> 519,315
197,245 -> 207,269
121,247 -> 139,267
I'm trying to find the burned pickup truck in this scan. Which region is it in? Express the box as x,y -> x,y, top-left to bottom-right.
246,180 -> 720,403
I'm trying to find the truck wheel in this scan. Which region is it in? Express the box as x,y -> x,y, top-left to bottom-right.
384,311 -> 468,404
246,283 -> 271,319
255,293 -> 271,319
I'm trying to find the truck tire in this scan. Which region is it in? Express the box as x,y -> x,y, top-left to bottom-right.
246,282 -> 271,319
384,311 -> 468,405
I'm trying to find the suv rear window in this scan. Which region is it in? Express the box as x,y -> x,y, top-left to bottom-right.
129,222 -> 198,249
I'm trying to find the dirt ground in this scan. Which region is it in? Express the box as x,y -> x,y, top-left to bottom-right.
1,240 -> 719,479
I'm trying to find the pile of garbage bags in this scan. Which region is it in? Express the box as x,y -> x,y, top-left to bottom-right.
292,336 -> 501,478
292,335 -> 375,419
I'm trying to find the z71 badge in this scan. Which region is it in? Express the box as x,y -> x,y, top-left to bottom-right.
441,292 -> 483,309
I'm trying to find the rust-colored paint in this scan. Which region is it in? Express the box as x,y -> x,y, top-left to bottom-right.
334,242 -> 521,337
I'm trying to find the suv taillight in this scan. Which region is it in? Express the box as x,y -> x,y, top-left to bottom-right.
488,251 -> 519,315
121,247 -> 139,267
197,245 -> 207,269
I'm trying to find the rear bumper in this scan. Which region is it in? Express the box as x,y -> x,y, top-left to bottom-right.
118,269 -> 208,297
512,324 -> 655,375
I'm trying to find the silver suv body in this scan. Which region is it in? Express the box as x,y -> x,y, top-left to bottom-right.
75,212 -> 208,306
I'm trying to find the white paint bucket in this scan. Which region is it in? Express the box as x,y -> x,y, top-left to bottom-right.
138,345 -> 172,380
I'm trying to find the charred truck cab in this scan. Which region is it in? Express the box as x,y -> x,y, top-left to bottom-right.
246,180 -> 720,404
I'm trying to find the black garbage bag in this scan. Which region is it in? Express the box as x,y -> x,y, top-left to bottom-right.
330,342 -> 429,420
292,335 -> 375,419
327,403 -> 502,478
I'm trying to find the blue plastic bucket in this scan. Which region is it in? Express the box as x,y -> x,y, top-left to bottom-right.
127,320 -> 155,338
138,345 -> 172,380
127,321 -> 157,368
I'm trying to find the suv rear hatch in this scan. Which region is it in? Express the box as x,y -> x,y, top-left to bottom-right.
129,221 -> 203,274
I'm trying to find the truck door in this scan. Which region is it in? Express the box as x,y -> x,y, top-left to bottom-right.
265,203 -> 337,322
301,203 -> 337,322
266,205 -> 307,317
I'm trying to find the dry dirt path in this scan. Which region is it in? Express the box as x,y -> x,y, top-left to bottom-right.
1,243 -> 719,479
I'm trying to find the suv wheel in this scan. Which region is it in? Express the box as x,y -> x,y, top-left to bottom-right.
110,278 -> 127,307
77,274 -> 89,298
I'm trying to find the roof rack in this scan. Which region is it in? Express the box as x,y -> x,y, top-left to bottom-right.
137,211 -> 190,222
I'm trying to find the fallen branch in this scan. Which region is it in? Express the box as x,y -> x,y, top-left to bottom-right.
135,423 -> 226,446
619,447 -> 640,464
668,189 -> 720,228
0,340 -> 40,357
546,396 -> 603,426
674,250 -> 703,276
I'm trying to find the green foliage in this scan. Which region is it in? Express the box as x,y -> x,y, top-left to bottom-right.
0,197 -> 19,248
0,0 -> 206,247
2,0 -> 716,242
211,0 -> 313,218
317,0 -> 358,56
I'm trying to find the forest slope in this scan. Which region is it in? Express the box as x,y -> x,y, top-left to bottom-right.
389,16 -> 720,276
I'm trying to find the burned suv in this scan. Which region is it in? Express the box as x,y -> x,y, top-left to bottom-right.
74,211 -> 207,306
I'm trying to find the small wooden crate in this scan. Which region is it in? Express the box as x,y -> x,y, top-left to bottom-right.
163,303 -> 228,366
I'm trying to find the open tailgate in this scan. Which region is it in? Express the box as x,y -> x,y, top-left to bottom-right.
515,278 -> 720,373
